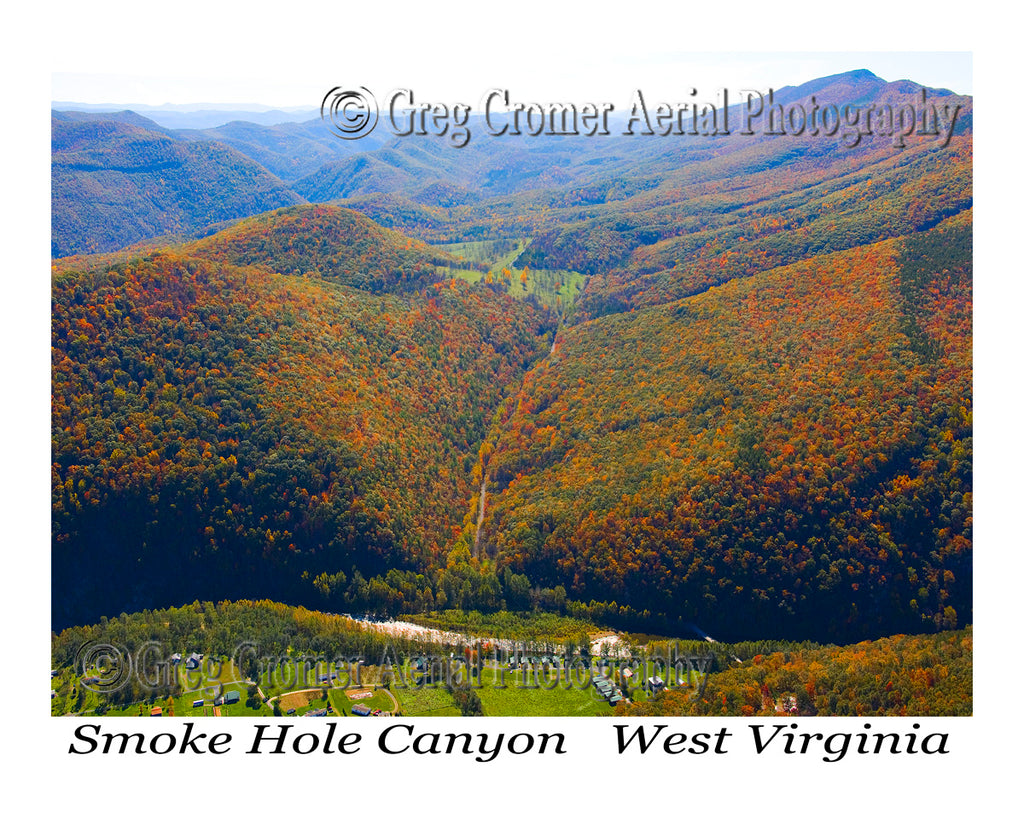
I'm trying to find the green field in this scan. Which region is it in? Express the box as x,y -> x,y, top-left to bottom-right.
386,660 -> 681,716
391,682 -> 461,716
474,666 -> 614,716
434,238 -> 586,316
435,238 -> 526,269
332,688 -> 394,715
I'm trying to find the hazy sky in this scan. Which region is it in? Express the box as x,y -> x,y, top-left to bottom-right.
53,52 -> 971,110
53,51 -> 972,113
48,0 -> 973,109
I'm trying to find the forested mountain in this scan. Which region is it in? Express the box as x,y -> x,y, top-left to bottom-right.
52,109 -> 180,136
620,627 -> 972,716
564,129 -> 971,320
182,204 -> 470,291
178,118 -> 389,181
52,205 -> 554,628
292,130 -> 588,204
52,103 -> 320,130
471,213 -> 971,642
51,115 -> 304,257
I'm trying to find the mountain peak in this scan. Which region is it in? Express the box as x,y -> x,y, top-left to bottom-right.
838,68 -> 882,81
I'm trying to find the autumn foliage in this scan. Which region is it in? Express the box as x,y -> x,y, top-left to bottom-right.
52,207 -> 553,628
477,214 -> 972,642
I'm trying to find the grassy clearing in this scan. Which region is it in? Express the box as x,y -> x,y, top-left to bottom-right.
434,238 -> 585,316
390,661 -> 621,716
435,238 -> 526,269
474,666 -> 614,716
391,682 -> 461,717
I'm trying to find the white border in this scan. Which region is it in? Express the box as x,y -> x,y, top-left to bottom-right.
9,1 -> 1016,811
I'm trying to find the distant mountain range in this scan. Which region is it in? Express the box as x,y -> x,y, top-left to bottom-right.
52,113 -> 303,256
51,101 -> 320,129
53,70 -> 971,261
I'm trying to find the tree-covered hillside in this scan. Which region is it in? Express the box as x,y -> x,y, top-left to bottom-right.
472,213 -> 971,643
51,115 -> 304,257
52,207 -> 554,628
